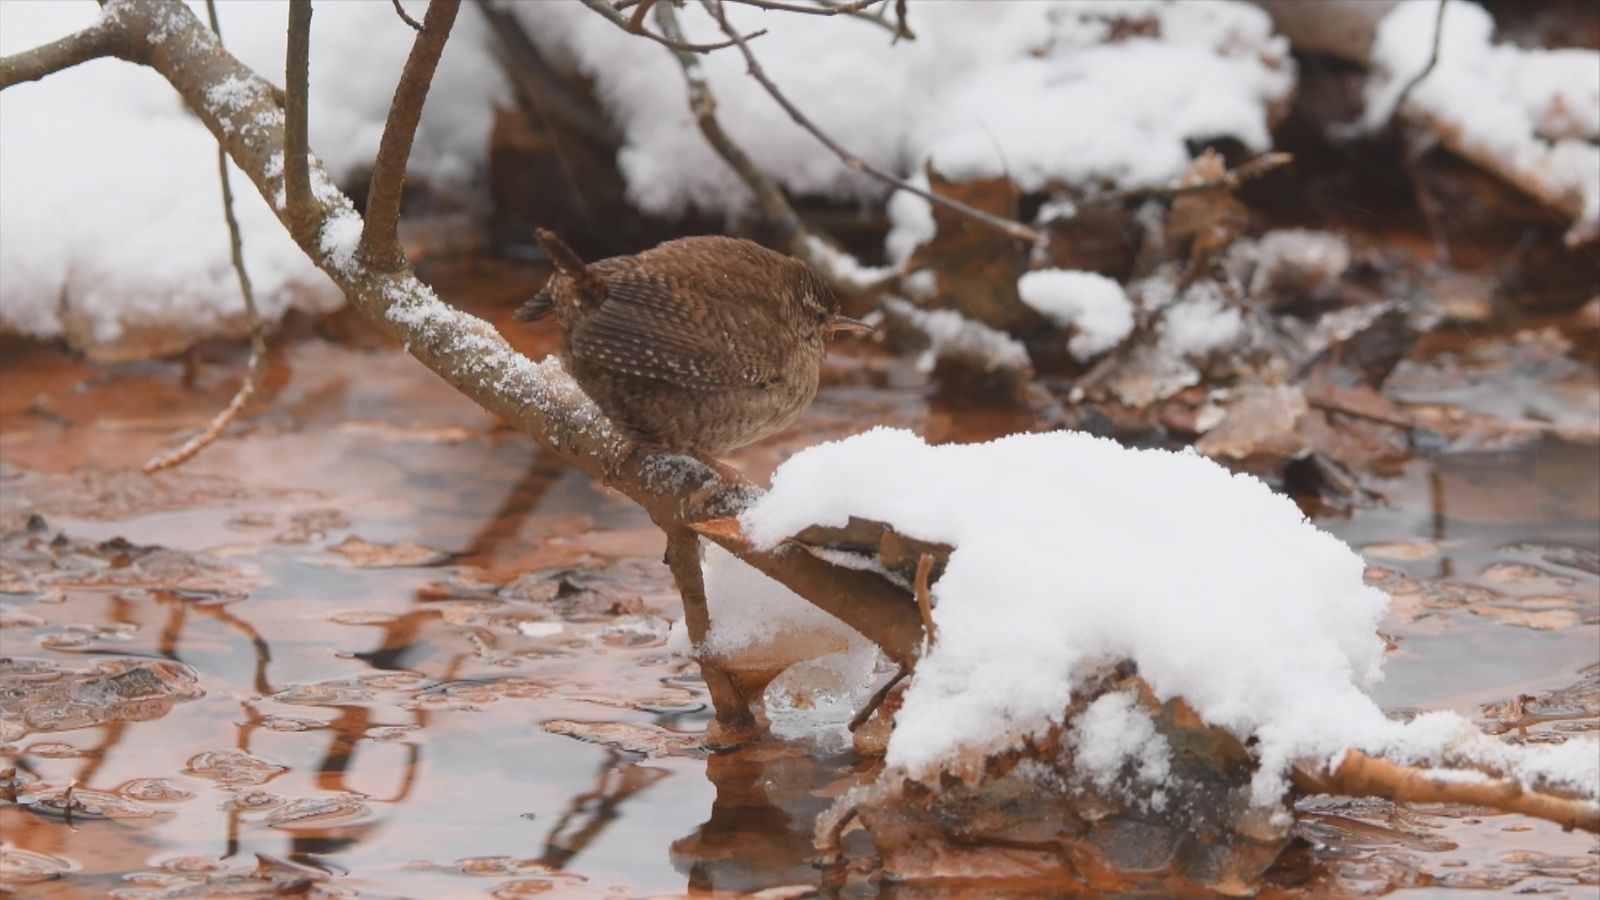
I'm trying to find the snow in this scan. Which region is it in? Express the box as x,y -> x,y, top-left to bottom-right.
0,0 -> 506,356
512,0 -> 1293,259
1068,690 -> 1172,791
1160,280 -> 1245,357
739,427 -> 1600,808
1364,0 -> 1600,238
882,298 -> 1031,374
1018,270 -> 1136,361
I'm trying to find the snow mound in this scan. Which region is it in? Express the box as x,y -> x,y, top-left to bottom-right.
741,428 -> 1600,806
514,0 -> 1293,249
1364,0 -> 1599,239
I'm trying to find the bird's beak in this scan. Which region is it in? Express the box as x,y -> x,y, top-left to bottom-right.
826,314 -> 873,335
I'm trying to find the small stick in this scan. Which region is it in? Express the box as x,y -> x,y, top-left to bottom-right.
144,0 -> 269,474
913,552 -> 936,644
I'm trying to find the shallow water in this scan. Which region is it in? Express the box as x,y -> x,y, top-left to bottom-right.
1,263 -> 1595,897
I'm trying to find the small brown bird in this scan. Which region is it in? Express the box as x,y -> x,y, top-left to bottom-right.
518,229 -> 869,457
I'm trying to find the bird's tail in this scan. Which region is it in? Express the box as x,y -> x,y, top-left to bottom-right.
517,228 -> 603,323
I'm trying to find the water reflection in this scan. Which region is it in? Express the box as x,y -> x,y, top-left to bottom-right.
2,287 -> 1596,896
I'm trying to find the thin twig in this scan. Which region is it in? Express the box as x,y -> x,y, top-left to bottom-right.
849,666 -> 907,731
723,0 -> 882,16
913,552 -> 937,645
390,0 -> 425,32
654,3 -> 808,252
1071,152 -> 1294,212
577,0 -> 766,54
702,0 -> 1038,244
283,0 -> 314,241
654,2 -> 879,306
144,0 -> 268,475
1388,0 -> 1447,124
360,0 -> 462,271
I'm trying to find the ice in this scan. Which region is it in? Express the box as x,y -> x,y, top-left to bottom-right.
739,427 -> 1600,807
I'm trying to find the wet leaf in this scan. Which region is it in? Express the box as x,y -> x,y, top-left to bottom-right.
541,719 -> 703,757
327,535 -> 449,567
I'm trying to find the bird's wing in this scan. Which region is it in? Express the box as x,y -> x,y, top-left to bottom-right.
569,268 -> 785,391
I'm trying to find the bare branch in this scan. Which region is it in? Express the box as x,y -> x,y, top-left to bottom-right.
653,1 -> 889,312
390,0 -> 425,32
145,0 -> 269,474
0,18 -> 116,90
1297,750 -> 1599,834
576,0 -> 767,54
360,0 -> 462,272
284,0 -> 315,241
701,0 -> 1039,244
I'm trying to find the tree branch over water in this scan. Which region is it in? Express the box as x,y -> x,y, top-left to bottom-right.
0,0 -> 924,724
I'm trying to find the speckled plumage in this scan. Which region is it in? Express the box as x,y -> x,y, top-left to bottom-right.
518,231 -> 855,455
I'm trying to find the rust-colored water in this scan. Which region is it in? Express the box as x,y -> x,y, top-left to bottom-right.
1,262 -> 1595,897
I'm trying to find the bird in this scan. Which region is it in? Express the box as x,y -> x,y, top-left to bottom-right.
517,229 -> 870,459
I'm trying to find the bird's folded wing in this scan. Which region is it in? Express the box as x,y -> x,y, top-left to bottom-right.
570,270 -> 783,391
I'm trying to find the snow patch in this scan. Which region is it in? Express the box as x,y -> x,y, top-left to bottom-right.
1018,269 -> 1135,361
